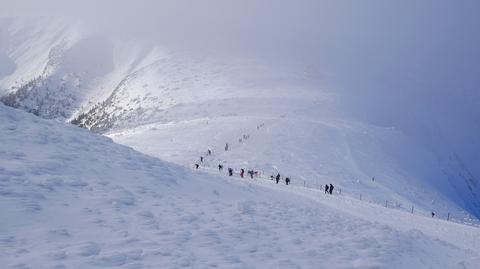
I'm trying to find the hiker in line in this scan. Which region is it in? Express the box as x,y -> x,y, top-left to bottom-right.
249,170 -> 254,179
431,212 -> 435,218
225,143 -> 229,151
200,156 -> 204,163
195,163 -> 199,169
207,149 -> 212,156
276,173 -> 281,184
218,164 -> 223,171
324,184 -> 329,194
285,177 -> 290,185
329,184 -> 334,195
240,169 -> 245,178
372,176 -> 375,182
228,168 -> 233,176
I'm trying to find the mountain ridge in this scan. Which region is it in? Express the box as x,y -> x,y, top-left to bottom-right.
1,16 -> 479,220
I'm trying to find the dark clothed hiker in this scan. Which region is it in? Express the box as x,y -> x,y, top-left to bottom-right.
329,184 -> 334,195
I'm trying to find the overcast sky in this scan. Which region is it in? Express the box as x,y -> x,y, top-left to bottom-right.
2,0 -> 480,137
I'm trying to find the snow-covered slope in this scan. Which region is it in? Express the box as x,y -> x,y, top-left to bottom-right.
1,103 -> 480,268
0,17 -> 113,119
1,17 -> 479,222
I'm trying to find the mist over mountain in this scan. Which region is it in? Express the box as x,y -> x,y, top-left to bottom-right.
2,1 -> 479,120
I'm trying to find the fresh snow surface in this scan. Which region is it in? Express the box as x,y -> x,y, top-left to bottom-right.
1,104 -> 480,268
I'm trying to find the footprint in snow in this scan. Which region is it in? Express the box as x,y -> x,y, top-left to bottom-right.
21,196 -> 44,212
175,231 -> 192,243
11,263 -> 29,269
92,253 -> 127,267
124,249 -> 144,261
48,250 -> 67,260
136,210 -> 154,219
48,229 -> 70,237
110,190 -> 136,209
136,211 -> 160,229
276,259 -> 302,269
237,201 -> 256,215
179,214 -> 199,224
0,235 -> 17,249
69,241 -> 101,257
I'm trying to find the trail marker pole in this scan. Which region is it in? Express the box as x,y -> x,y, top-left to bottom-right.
385,200 -> 388,208
360,194 -> 362,200
447,212 -> 450,221
411,205 -> 414,214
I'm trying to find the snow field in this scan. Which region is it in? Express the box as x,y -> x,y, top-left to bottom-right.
1,104 -> 480,268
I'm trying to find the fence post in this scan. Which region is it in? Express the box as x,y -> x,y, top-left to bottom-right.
411,205 -> 414,214
360,194 -> 362,200
304,181 -> 306,187
339,188 -> 341,194
385,200 -> 388,208
447,212 -> 450,221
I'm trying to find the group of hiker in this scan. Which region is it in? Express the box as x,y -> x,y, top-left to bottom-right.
269,173 -> 290,185
229,169 -> 292,185
194,146 -> 340,195
195,142 -> 341,195
191,135 -> 449,221
196,158 -> 294,186
324,183 -> 335,195
211,162 -> 338,192
227,167 -> 263,180
238,168 -> 260,179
